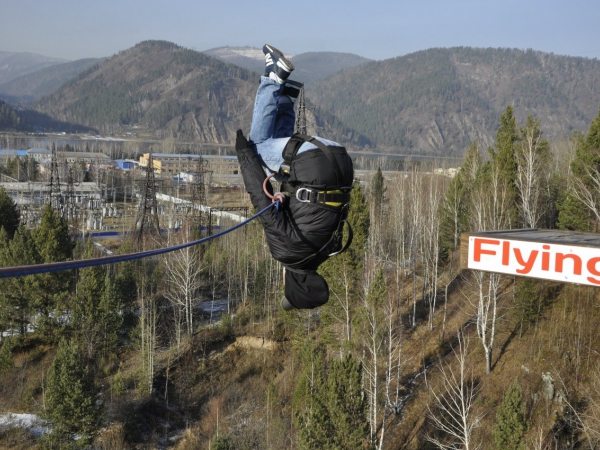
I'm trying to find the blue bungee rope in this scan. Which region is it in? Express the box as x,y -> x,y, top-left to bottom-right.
0,202 -> 277,279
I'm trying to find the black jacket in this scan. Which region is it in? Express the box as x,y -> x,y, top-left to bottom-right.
236,141 -> 353,271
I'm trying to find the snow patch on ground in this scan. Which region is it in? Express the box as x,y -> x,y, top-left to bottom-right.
0,413 -> 48,437
228,48 -> 264,59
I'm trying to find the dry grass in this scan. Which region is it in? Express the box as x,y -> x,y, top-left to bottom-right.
383,275 -> 600,449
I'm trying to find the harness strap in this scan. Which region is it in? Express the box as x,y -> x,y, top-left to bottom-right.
285,218 -> 354,269
329,219 -> 353,257
295,187 -> 351,207
281,133 -> 344,186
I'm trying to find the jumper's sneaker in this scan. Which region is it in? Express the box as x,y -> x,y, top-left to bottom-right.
263,44 -> 294,83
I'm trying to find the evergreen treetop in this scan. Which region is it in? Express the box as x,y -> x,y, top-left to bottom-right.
0,187 -> 20,239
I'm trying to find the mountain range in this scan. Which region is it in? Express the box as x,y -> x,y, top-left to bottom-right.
311,47 -> 600,154
0,57 -> 103,106
0,51 -> 68,85
1,42 -> 600,156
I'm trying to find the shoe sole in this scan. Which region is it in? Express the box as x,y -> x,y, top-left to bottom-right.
264,44 -> 294,72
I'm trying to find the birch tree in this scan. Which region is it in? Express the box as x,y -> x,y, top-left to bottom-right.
470,159 -> 510,374
359,268 -> 387,447
407,169 -> 423,328
427,329 -> 483,450
515,115 -> 550,228
136,260 -> 160,395
463,139 -> 510,374
422,173 -> 445,329
164,221 -> 205,351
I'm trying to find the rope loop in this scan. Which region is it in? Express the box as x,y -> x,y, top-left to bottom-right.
263,173 -> 286,205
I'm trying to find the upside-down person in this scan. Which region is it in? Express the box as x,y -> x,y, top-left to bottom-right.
235,44 -> 354,311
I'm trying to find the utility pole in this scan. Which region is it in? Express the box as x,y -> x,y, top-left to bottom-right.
48,144 -> 63,211
187,155 -> 211,232
63,166 -> 77,227
134,153 -> 161,243
294,85 -> 308,135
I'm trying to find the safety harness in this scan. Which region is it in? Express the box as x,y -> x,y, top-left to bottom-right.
277,133 -> 354,266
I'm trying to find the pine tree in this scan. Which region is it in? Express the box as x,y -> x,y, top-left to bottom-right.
114,260 -> 138,326
571,111 -> 600,181
489,105 -> 520,227
72,242 -> 122,360
346,182 -> 370,272
493,106 -> 519,182
98,271 -> 124,357
0,226 -> 40,341
515,278 -> 542,328
0,338 -> 13,373
565,108 -> 600,228
42,338 -> 101,449
439,142 -> 481,262
327,354 -> 372,449
557,192 -> 592,231
0,187 -> 20,239
31,204 -> 75,340
294,340 -> 331,449
210,435 -> 234,450
320,183 -> 370,344
492,381 -> 527,450
370,167 -> 386,219
294,340 -> 372,450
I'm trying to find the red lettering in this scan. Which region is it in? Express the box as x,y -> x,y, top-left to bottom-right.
473,238 -> 499,262
587,257 -> 600,285
502,241 -> 510,265
513,248 -> 538,274
555,253 -> 582,275
542,245 -> 550,271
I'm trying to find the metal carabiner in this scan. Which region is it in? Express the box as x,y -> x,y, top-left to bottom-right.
295,187 -> 312,203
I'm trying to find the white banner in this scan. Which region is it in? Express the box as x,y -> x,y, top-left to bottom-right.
467,235 -> 600,286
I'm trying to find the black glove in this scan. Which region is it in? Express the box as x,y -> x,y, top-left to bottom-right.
236,129 -> 249,153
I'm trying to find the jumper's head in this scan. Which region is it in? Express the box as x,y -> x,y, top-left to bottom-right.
281,269 -> 329,310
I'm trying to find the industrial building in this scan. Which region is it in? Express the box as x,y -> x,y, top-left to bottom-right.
138,153 -> 239,177
0,181 -> 102,205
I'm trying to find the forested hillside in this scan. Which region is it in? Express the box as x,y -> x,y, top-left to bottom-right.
0,57 -> 103,106
34,41 -> 258,141
2,105 -> 600,448
0,99 -> 26,130
310,47 -> 600,155
0,52 -> 68,85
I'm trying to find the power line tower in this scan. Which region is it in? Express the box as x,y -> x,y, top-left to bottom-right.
48,144 -> 63,211
62,166 -> 78,226
294,84 -> 308,135
188,156 -> 211,226
134,153 -> 161,242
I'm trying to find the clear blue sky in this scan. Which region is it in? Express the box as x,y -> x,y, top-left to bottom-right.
1,0 -> 599,61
